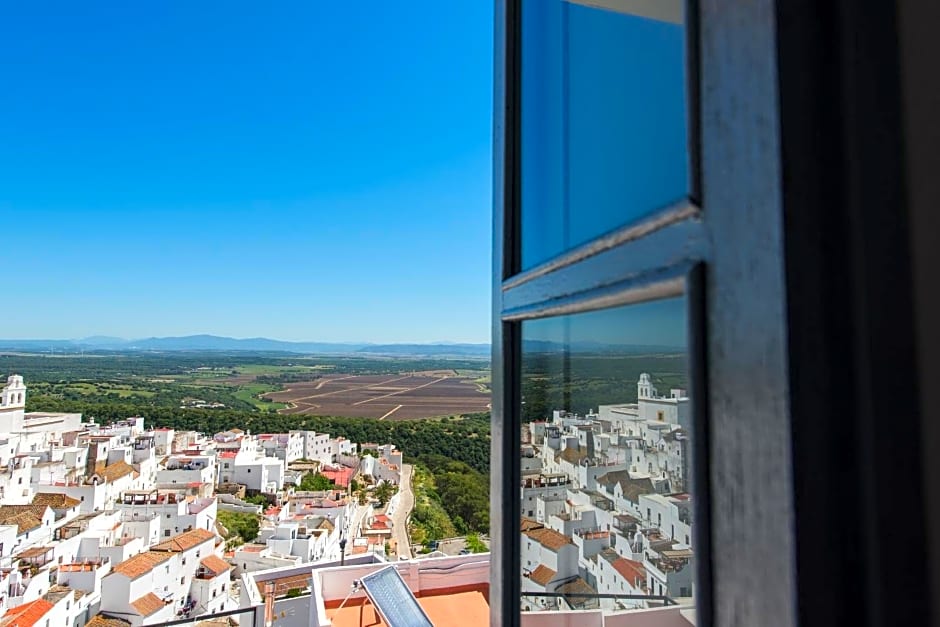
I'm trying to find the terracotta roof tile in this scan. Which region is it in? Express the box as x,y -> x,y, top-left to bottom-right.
556,577 -> 597,598
111,551 -> 175,579
98,461 -> 138,483
597,471 -> 655,502
520,518 -> 542,532
199,555 -> 232,576
15,546 -> 53,560
85,616 -> 131,627
43,585 -> 76,604
256,573 -> 311,596
151,528 -> 216,552
528,564 -> 556,586
0,505 -> 49,534
555,447 -> 587,464
130,593 -> 166,617
1,598 -> 54,627
523,527 -> 572,552
611,557 -> 647,588
32,493 -> 81,509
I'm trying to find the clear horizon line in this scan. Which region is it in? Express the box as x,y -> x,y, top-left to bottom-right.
0,335 -> 492,345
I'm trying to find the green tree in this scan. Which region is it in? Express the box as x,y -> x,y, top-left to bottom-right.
465,533 -> 488,553
299,472 -> 335,491
218,510 -> 260,544
374,481 -> 395,507
243,494 -> 268,506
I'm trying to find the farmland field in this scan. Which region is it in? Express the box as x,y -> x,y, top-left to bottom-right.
3,353 -> 490,419
266,374 -> 491,420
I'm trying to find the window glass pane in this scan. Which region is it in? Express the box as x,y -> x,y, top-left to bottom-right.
520,298 -> 696,618
520,0 -> 690,270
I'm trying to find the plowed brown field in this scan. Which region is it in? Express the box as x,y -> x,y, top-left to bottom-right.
264,374 -> 490,419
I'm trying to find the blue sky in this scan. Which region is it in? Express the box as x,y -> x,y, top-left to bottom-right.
0,1 -> 493,343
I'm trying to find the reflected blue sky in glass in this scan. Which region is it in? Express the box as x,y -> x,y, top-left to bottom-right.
523,298 -> 687,350
521,1 -> 689,269
520,297 -> 688,424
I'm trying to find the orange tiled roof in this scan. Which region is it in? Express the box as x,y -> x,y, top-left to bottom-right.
199,554 -> 231,576
612,557 -> 647,588
32,493 -> 81,509
99,461 -> 138,483
151,528 -> 216,552
523,527 -> 572,552
15,546 -> 52,560
520,518 -> 542,532
1,598 -> 53,627
130,593 -> 166,617
0,505 -> 49,534
556,577 -> 597,598
555,447 -> 587,464
256,573 -> 312,596
85,615 -> 131,627
60,562 -> 99,572
528,564 -> 556,586
111,551 -> 175,579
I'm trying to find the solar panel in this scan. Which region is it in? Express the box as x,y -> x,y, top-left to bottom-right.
359,565 -> 434,627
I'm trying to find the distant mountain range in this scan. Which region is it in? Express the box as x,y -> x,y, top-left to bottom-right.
0,335 -> 683,356
0,335 -> 490,357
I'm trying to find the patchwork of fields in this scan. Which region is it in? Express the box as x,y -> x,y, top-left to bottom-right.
265,374 -> 491,420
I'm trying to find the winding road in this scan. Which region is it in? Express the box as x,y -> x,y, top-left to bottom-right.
392,464 -> 415,559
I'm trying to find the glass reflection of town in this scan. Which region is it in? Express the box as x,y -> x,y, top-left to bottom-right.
520,305 -> 693,614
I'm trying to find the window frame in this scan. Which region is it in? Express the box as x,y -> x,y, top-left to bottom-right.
492,0 -> 800,625
496,1 -> 936,627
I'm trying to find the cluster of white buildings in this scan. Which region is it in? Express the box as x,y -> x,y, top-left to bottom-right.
521,374 -> 695,613
0,374 -> 407,627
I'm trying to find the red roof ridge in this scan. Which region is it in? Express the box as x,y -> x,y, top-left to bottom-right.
151,528 -> 216,553
130,592 -> 166,617
2,598 -> 54,627
611,557 -> 647,588
199,554 -> 232,576
528,564 -> 557,586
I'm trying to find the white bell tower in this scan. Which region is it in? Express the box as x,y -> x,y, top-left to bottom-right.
638,373 -> 656,400
0,375 -> 26,433
1,375 -> 26,409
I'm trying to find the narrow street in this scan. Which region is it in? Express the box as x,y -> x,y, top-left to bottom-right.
391,464 -> 415,559
332,501 -> 371,562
